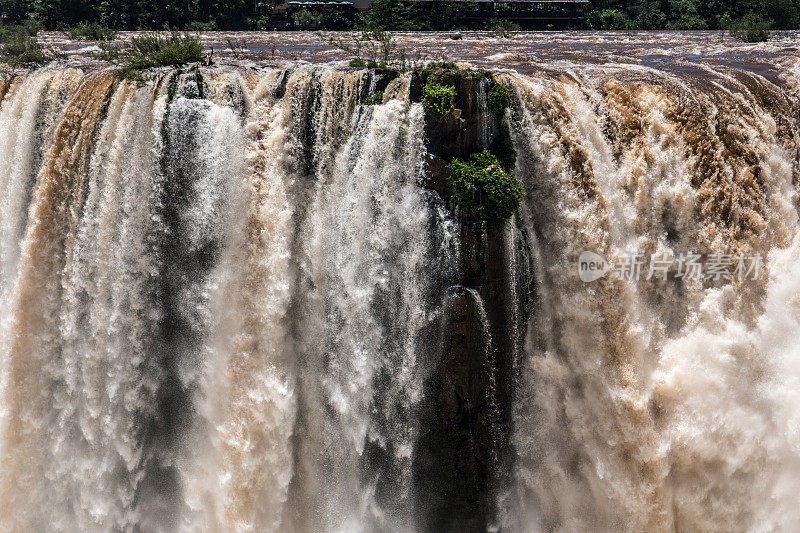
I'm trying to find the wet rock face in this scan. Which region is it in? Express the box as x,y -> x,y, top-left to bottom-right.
413,67 -> 525,531
414,288 -> 495,533
414,68 -> 485,200
372,68 -> 400,92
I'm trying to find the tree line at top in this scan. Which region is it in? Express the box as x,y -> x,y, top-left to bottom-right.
0,0 -> 797,33
587,0 -> 797,31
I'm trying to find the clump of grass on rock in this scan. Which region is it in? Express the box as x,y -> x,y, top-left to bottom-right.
97,31 -> 202,80
361,91 -> 384,105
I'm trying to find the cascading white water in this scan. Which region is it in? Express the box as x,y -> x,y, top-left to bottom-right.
2,57 -> 800,533
292,79 -> 458,533
50,78 -> 166,531
177,70 -> 298,533
0,66 -> 458,532
503,65 -> 800,532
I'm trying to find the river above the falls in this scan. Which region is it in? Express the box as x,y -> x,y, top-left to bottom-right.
37,30 -> 800,79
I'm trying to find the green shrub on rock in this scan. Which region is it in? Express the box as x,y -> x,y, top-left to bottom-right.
487,83 -> 511,116
424,61 -> 459,71
67,22 -> 117,41
447,149 -> 523,224
0,26 -> 52,67
422,77 -> 456,118
96,31 -> 203,80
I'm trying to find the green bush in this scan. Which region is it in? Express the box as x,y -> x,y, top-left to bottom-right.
361,91 -> 383,105
635,0 -> 666,29
0,26 -> 52,66
487,83 -> 511,116
765,0 -> 799,29
665,0 -> 706,29
319,5 -> 354,30
0,20 -> 39,41
67,22 -> 117,41
356,0 -> 433,31
666,15 -> 707,29
731,13 -> 772,42
349,58 -> 365,67
22,18 -> 42,36
96,31 -> 203,80
488,18 -> 520,37
717,13 -> 733,30
421,77 -> 456,118
447,149 -> 523,224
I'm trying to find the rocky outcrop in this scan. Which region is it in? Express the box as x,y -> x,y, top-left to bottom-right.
412,67 -> 488,200
412,67 -> 528,531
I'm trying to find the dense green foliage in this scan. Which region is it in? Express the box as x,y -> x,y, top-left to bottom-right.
447,150 -> 523,224
97,31 -> 202,79
357,0 -> 450,30
582,0 -> 794,33
0,24 -> 52,66
422,78 -> 456,118
0,0 -> 254,30
358,0 -> 795,33
487,83 -> 511,116
0,0 -> 797,34
358,0 -> 795,32
68,22 -> 117,40
292,9 -> 322,26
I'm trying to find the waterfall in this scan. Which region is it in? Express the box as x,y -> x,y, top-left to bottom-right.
1,60 -> 800,532
291,81 -> 457,533
504,66 -> 800,532
476,78 -> 490,149
0,67 -> 458,532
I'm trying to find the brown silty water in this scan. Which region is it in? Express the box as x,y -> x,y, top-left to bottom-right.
1,31 -> 800,532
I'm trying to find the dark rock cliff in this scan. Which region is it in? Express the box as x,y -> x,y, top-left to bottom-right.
411,67 -> 530,532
